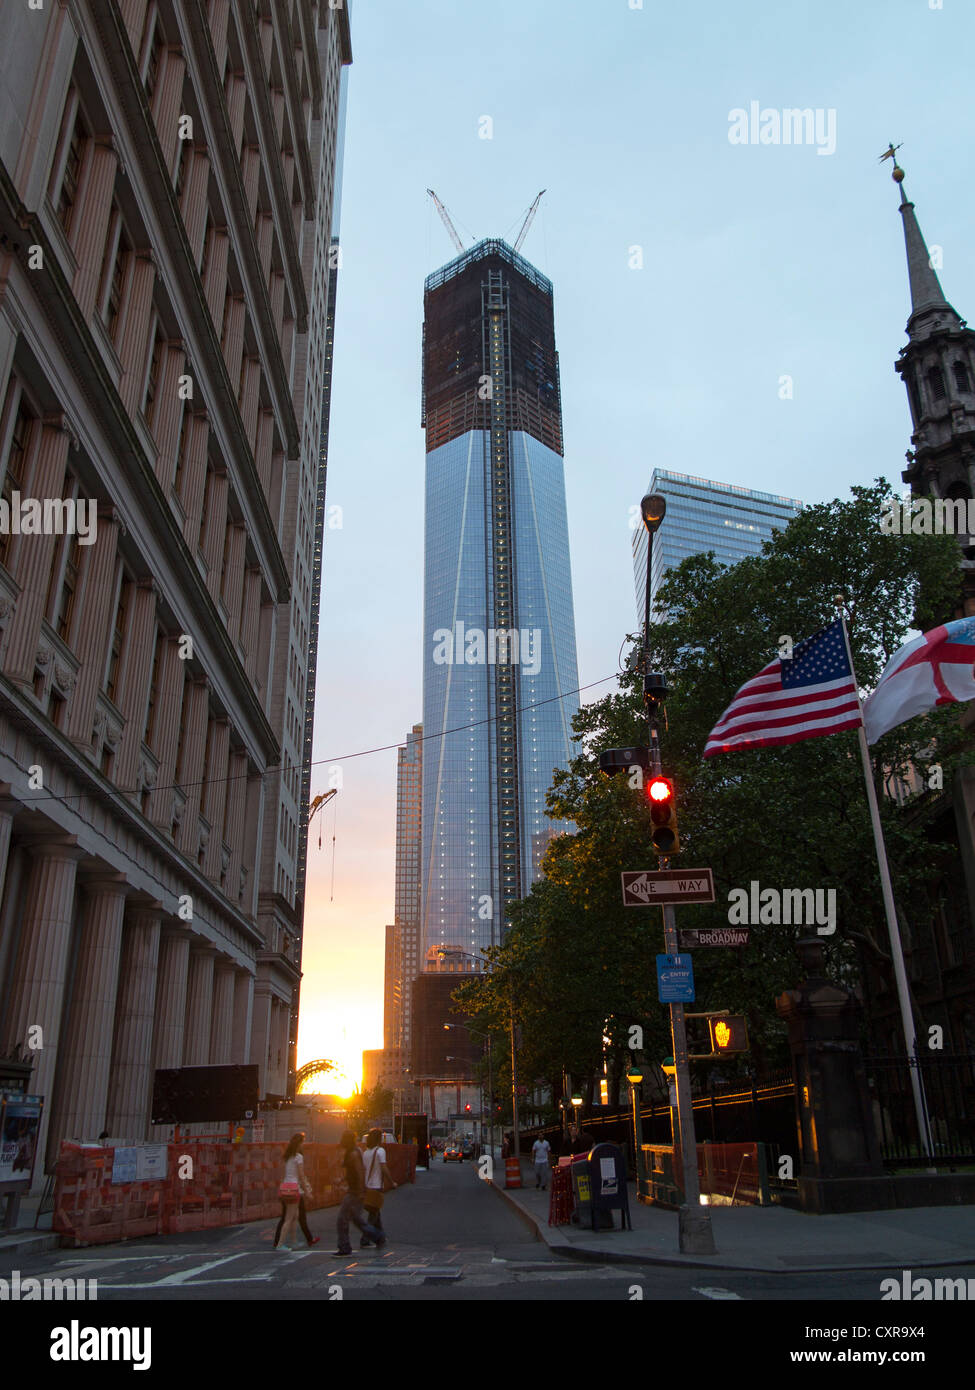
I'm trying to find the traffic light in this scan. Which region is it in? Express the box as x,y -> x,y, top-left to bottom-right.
708,1015 -> 749,1054
648,775 -> 679,854
464,1104 -> 471,1112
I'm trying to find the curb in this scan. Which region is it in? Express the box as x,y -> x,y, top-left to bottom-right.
488,1180 -> 975,1275
0,1232 -> 61,1259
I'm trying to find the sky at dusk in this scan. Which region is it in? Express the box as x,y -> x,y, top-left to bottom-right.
296,0 -> 975,1090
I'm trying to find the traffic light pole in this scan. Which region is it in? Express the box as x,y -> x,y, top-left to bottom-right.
643,499 -> 715,1255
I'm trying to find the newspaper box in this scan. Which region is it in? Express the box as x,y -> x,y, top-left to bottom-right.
585,1142 -> 632,1232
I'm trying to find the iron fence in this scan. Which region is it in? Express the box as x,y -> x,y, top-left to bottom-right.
866,1052 -> 975,1166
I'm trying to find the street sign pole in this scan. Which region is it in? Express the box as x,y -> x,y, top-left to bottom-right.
641,497 -> 714,1255
662,900 -> 714,1252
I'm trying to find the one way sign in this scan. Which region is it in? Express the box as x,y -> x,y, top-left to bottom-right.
621,868 -> 715,906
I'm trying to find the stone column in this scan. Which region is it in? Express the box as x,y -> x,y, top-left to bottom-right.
203,227 -> 229,325
240,147 -> 260,222
269,272 -> 285,340
221,523 -> 246,635
225,73 -> 246,150
106,907 -> 162,1142
71,137 -> 120,318
152,343 -> 187,486
183,149 -> 210,262
152,49 -> 186,175
240,772 -> 263,916
148,927 -> 189,1140
251,984 -> 271,1095
3,417 -> 72,686
255,410 -> 274,494
66,506 -> 121,748
180,411 -> 209,551
118,0 -> 149,53
221,294 -> 245,392
49,876 -> 127,1150
202,718 -> 230,880
209,961 -> 235,1064
208,0 -> 231,79
0,787 -> 23,910
182,948 -> 215,1065
223,750 -> 247,897
255,212 -> 273,282
177,677 -> 209,855
240,570 -> 261,675
0,839 -> 84,1177
114,578 -> 158,790
147,636 -> 185,830
150,929 -> 191,1073
117,252 -> 157,416
231,971 -> 253,1064
239,357 -> 260,452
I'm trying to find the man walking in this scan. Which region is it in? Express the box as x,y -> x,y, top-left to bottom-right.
334,1130 -> 383,1256
531,1132 -> 551,1190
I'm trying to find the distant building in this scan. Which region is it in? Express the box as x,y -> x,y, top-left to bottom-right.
632,469 -> 803,622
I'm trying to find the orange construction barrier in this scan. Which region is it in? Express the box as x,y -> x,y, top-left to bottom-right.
53,1140 -> 418,1247
548,1164 -> 573,1225
504,1155 -> 522,1189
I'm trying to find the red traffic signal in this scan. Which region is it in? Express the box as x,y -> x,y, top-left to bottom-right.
464,1104 -> 471,1112
648,776 -> 680,854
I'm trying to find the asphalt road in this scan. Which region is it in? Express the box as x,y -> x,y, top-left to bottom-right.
5,1160 -> 975,1305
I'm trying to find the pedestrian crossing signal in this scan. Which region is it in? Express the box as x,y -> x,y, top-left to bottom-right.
708,1016 -> 749,1053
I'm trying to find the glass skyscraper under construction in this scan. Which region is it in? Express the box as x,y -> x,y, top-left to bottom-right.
420,239 -> 580,963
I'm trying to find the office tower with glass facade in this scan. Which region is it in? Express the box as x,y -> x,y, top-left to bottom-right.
420,240 -> 580,963
632,469 -> 804,621
383,723 -> 422,1053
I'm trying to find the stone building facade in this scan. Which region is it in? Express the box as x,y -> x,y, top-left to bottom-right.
0,0 -> 351,1180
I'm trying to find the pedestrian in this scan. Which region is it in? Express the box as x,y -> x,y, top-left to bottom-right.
275,1132 -> 315,1251
361,1126 -> 397,1245
334,1129 -> 383,1256
531,1131 -> 551,1189
564,1122 -> 594,1157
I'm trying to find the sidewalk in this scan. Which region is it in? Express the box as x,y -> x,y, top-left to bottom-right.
492,1179 -> 975,1273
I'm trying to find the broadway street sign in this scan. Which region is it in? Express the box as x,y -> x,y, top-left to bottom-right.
678,927 -> 750,948
621,868 -> 715,907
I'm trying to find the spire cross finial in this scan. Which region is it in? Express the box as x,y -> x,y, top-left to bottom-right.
879,142 -> 902,164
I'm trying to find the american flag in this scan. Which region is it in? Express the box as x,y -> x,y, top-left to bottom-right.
703,620 -> 862,759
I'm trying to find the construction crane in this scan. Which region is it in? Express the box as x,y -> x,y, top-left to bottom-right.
513,190 -> 545,254
427,189 -> 465,254
307,787 -> 338,841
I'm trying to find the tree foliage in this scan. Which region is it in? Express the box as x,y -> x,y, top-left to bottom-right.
456,480 -> 968,1094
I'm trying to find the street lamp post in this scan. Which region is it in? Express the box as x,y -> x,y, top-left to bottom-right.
625,1064 -> 645,1196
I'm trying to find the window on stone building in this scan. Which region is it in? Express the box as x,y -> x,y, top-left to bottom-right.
103,218 -> 130,343
0,389 -> 33,571
173,405 -> 189,498
143,324 -> 163,427
144,627 -> 164,749
105,569 -> 131,703
45,472 -> 84,642
49,89 -> 88,236
143,21 -> 164,104
954,361 -> 971,395
928,366 -> 947,402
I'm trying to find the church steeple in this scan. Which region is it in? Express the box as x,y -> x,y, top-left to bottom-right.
887,152 -> 975,612
896,176 -> 964,337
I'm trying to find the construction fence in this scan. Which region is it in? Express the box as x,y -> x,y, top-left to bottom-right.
639,1141 -> 771,1208
53,1141 -> 418,1246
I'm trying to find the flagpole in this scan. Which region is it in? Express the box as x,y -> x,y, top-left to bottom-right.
833,596 -> 936,1167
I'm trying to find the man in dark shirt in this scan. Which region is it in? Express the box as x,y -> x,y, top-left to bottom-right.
564,1122 -> 594,1157
334,1130 -> 384,1255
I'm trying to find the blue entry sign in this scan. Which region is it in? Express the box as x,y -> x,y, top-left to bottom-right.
656,953 -> 695,1003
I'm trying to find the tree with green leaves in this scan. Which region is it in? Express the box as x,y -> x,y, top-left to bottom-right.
456,479 -> 968,1094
